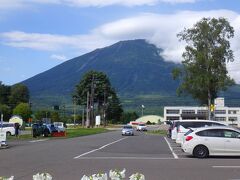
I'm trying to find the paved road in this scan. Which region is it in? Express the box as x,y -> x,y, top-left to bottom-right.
1,130 -> 240,180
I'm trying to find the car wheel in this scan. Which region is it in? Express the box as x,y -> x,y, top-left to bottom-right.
43,129 -> 50,137
193,145 -> 209,158
6,132 -> 11,136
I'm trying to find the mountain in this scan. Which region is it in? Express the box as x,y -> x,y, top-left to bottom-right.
22,39 -> 240,114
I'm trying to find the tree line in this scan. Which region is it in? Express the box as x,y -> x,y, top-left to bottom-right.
0,82 -> 31,121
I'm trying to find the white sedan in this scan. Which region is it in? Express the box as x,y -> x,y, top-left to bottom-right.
182,126 -> 240,158
136,124 -> 147,131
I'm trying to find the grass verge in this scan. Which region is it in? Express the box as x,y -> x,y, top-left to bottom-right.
7,127 -> 109,141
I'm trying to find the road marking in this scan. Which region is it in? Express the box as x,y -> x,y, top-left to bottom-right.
212,166 -> 240,169
29,139 -> 49,143
77,157 -> 179,160
74,137 -> 128,159
164,137 -> 178,159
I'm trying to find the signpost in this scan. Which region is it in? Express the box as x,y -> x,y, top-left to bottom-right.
0,113 -> 7,148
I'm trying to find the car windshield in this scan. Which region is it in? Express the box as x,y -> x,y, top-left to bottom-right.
123,126 -> 132,129
139,124 -> 145,126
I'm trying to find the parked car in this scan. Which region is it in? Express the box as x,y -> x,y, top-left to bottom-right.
122,125 -> 134,136
175,120 -> 226,144
53,122 -> 65,132
182,126 -> 240,158
136,124 -> 147,131
0,122 -> 15,136
32,123 -> 58,137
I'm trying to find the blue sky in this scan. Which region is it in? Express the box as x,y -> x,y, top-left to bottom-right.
0,0 -> 240,85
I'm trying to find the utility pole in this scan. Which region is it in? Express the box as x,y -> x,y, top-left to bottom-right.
103,88 -> 107,127
73,97 -> 76,127
82,107 -> 85,127
141,105 -> 145,117
90,75 -> 95,128
86,91 -> 90,128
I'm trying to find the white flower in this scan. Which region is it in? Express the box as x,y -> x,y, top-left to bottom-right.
33,173 -> 52,180
109,169 -> 126,180
81,173 -> 108,180
81,175 -> 91,180
129,173 -> 145,180
0,176 -> 14,180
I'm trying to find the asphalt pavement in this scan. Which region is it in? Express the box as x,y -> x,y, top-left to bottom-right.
1,129 -> 240,180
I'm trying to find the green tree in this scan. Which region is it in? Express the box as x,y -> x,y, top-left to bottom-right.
74,71 -> 122,126
51,111 -> 60,122
74,71 -> 114,106
34,110 -> 51,121
0,82 -> 11,105
9,84 -> 30,108
106,92 -> 123,124
173,17 -> 235,106
120,111 -> 139,124
13,103 -> 32,122
0,104 -> 12,121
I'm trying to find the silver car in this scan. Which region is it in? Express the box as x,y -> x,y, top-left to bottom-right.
122,125 -> 134,136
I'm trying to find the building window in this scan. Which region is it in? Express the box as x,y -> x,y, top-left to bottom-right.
228,117 -> 237,121
214,110 -> 226,114
182,110 -> 195,114
215,117 -> 226,121
197,110 -> 208,114
166,116 -> 180,120
166,109 -> 180,114
228,110 -> 237,114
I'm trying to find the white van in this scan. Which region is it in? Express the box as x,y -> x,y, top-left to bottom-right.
53,122 -> 65,132
175,120 -> 226,144
0,122 -> 15,136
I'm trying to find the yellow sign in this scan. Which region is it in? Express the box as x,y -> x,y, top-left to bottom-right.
210,104 -> 215,112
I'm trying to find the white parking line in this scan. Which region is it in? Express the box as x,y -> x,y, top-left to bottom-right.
29,139 -> 49,143
164,137 -> 178,159
212,166 -> 240,169
74,137 -> 128,159
77,157 -> 179,160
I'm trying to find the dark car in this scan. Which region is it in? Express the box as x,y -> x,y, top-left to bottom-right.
32,123 -> 58,137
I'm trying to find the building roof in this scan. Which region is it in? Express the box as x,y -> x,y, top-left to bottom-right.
135,115 -> 163,124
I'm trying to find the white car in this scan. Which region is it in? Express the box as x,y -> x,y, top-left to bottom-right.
122,125 -> 134,136
182,126 -> 240,158
0,122 -> 15,136
175,120 -> 226,144
136,124 -> 147,131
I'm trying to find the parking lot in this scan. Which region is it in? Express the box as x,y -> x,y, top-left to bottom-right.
1,129 -> 240,180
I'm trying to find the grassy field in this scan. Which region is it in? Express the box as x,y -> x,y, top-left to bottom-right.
7,127 -> 109,141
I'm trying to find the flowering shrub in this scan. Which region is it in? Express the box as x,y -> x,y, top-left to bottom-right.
1,169 -> 145,180
81,173 -> 108,180
0,176 -> 14,180
109,169 -> 126,180
33,173 -> 52,180
129,173 -> 145,180
81,169 -> 145,180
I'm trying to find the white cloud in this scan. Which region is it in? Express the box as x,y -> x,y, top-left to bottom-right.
0,0 -> 198,10
1,9 -> 240,83
50,54 -> 68,61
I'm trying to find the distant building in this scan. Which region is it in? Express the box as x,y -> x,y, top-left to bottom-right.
164,98 -> 240,127
135,115 -> 164,124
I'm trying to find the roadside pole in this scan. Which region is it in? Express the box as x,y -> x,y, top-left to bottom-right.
0,113 -> 7,148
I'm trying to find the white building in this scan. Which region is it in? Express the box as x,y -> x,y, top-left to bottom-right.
164,98 -> 240,127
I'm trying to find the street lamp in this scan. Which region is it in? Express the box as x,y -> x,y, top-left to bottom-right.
141,105 -> 145,117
